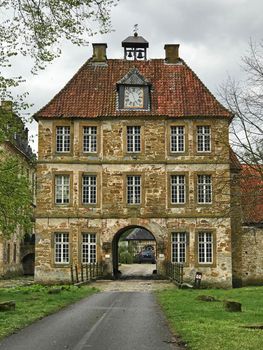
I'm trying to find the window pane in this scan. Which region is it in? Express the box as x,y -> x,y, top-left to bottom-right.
197,175 -> 212,204
197,126 -> 211,152
127,175 -> 141,204
198,232 -> 213,263
54,233 -> 69,263
171,126 -> 185,152
83,175 -> 97,204
83,126 -> 97,153
55,175 -> 70,204
82,233 -> 96,264
171,232 -> 186,263
56,126 -> 70,152
171,175 -> 185,204
127,126 -> 141,153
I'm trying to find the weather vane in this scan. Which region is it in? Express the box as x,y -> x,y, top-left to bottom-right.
133,24 -> 139,36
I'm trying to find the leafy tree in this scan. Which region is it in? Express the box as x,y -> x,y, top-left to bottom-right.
0,0 -> 119,104
220,40 -> 263,178
0,155 -> 33,238
0,0 -> 118,238
0,104 -> 34,238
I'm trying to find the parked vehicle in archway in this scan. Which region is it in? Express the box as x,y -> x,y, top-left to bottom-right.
138,250 -> 156,264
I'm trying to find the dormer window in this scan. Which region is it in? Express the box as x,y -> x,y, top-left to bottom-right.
117,67 -> 151,111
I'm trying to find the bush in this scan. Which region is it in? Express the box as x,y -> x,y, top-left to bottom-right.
119,251 -> 133,264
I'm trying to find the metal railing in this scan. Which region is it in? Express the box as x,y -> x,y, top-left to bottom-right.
165,262 -> 184,286
70,263 -> 105,284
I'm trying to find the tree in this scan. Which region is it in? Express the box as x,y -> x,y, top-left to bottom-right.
0,0 -> 118,238
0,155 -> 33,238
0,0 -> 119,105
220,40 -> 263,178
0,103 -> 34,238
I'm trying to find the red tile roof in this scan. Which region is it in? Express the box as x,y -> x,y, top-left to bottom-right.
241,165 -> 263,224
34,59 -> 232,119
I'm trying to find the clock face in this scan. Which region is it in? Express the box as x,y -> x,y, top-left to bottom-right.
124,86 -> 144,109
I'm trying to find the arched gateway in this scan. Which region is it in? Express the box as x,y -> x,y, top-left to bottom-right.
112,225 -> 158,278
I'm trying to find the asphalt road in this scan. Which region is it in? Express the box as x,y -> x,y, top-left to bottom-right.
0,291 -> 180,350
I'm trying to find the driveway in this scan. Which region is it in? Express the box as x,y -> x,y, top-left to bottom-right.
0,284 -> 182,350
119,263 -> 156,277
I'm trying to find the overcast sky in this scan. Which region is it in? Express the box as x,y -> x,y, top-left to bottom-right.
13,0 -> 263,152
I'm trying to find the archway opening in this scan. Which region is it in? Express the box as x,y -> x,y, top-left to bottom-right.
22,253 -> 35,275
112,226 -> 157,279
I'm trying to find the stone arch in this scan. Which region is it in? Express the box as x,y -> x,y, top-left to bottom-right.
111,222 -> 165,278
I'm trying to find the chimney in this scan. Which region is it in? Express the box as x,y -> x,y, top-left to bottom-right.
91,43 -> 107,62
164,44 -> 180,64
1,100 -> 13,112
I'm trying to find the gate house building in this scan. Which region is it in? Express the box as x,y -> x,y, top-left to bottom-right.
34,33 -> 238,287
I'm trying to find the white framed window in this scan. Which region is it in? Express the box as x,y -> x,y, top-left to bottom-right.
171,232 -> 187,263
82,175 -> 97,204
82,233 -> 96,264
54,233 -> 69,264
127,126 -> 141,152
83,126 -> 97,153
171,126 -> 185,152
171,175 -> 186,204
198,232 -> 213,264
127,175 -> 141,204
55,175 -> 70,204
197,175 -> 212,204
56,126 -> 70,152
197,126 -> 211,152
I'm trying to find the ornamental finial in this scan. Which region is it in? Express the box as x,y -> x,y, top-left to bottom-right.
133,24 -> 138,37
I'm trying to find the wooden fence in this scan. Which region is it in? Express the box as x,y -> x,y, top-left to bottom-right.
165,262 -> 184,286
70,263 -> 105,284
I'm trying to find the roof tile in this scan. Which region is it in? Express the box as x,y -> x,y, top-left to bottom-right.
35,59 -> 232,119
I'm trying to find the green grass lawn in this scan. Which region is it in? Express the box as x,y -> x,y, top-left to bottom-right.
0,284 -> 98,339
156,286 -> 263,350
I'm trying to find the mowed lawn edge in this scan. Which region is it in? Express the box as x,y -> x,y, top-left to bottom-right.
156,286 -> 263,350
0,284 -> 98,340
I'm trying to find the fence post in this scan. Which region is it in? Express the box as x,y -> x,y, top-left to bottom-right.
85,264 -> 88,281
89,264 -> 92,280
71,265 -> 74,284
81,264 -> 84,282
75,265 -> 79,283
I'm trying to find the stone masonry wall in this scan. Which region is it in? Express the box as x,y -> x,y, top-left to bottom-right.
239,226 -> 263,286
35,117 -> 233,287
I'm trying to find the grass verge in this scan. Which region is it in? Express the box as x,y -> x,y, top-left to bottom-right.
0,284 -> 98,339
156,286 -> 263,350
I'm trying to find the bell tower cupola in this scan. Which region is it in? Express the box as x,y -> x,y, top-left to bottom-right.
122,25 -> 149,60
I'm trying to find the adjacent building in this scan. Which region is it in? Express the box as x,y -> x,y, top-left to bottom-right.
0,101 -> 35,277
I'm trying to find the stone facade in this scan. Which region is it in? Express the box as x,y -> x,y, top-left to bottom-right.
238,225 -> 263,285
35,116 -> 233,287
34,37 -> 236,287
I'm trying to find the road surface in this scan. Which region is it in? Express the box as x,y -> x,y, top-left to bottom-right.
0,290 -> 181,350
